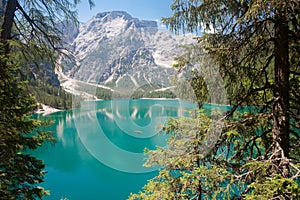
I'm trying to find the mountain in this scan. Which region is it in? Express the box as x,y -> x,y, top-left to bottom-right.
60,11 -> 194,99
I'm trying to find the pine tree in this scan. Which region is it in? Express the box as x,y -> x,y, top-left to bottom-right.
0,51 -> 54,198
0,0 -> 94,198
130,0 -> 300,199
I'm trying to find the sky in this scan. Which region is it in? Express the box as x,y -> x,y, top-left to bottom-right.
77,0 -> 173,23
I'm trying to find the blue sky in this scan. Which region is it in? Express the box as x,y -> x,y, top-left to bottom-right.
77,0 -> 173,22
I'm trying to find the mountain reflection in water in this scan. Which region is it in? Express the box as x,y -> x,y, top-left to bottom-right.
34,99 -> 196,200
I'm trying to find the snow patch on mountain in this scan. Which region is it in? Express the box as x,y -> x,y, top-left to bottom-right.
152,51 -> 176,68
63,11 -> 194,93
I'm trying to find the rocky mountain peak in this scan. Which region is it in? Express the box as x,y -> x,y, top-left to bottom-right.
95,11 -> 133,21
62,11 -> 194,94
90,11 -> 157,30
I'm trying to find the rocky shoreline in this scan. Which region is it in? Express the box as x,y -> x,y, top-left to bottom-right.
35,103 -> 61,116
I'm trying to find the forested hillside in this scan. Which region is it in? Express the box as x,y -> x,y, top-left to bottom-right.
23,64 -> 72,110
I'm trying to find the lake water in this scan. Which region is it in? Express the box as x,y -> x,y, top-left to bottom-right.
34,99 -> 196,200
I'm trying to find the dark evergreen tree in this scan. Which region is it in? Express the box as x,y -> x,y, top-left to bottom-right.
0,51 -> 54,198
0,0 -> 94,198
130,0 -> 300,199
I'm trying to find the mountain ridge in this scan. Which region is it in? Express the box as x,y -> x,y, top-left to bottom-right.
60,11 -> 194,99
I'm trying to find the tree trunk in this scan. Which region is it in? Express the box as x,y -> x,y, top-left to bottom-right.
272,3 -> 290,176
0,0 -> 18,54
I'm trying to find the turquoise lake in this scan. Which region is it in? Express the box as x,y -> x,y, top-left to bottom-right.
34,99 -> 197,200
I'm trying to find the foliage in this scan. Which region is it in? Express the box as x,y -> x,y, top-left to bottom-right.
96,87 -> 113,100
28,81 -> 72,110
129,110 -> 234,200
130,109 -> 300,199
243,174 -> 300,200
130,0 -> 300,199
21,61 -> 73,109
0,53 -> 55,199
170,43 -> 227,107
0,0 -> 94,199
130,84 -> 177,99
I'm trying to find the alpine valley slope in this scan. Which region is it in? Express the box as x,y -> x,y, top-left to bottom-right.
59,11 -> 194,99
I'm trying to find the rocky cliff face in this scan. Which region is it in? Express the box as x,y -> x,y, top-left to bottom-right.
63,11 -> 193,90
